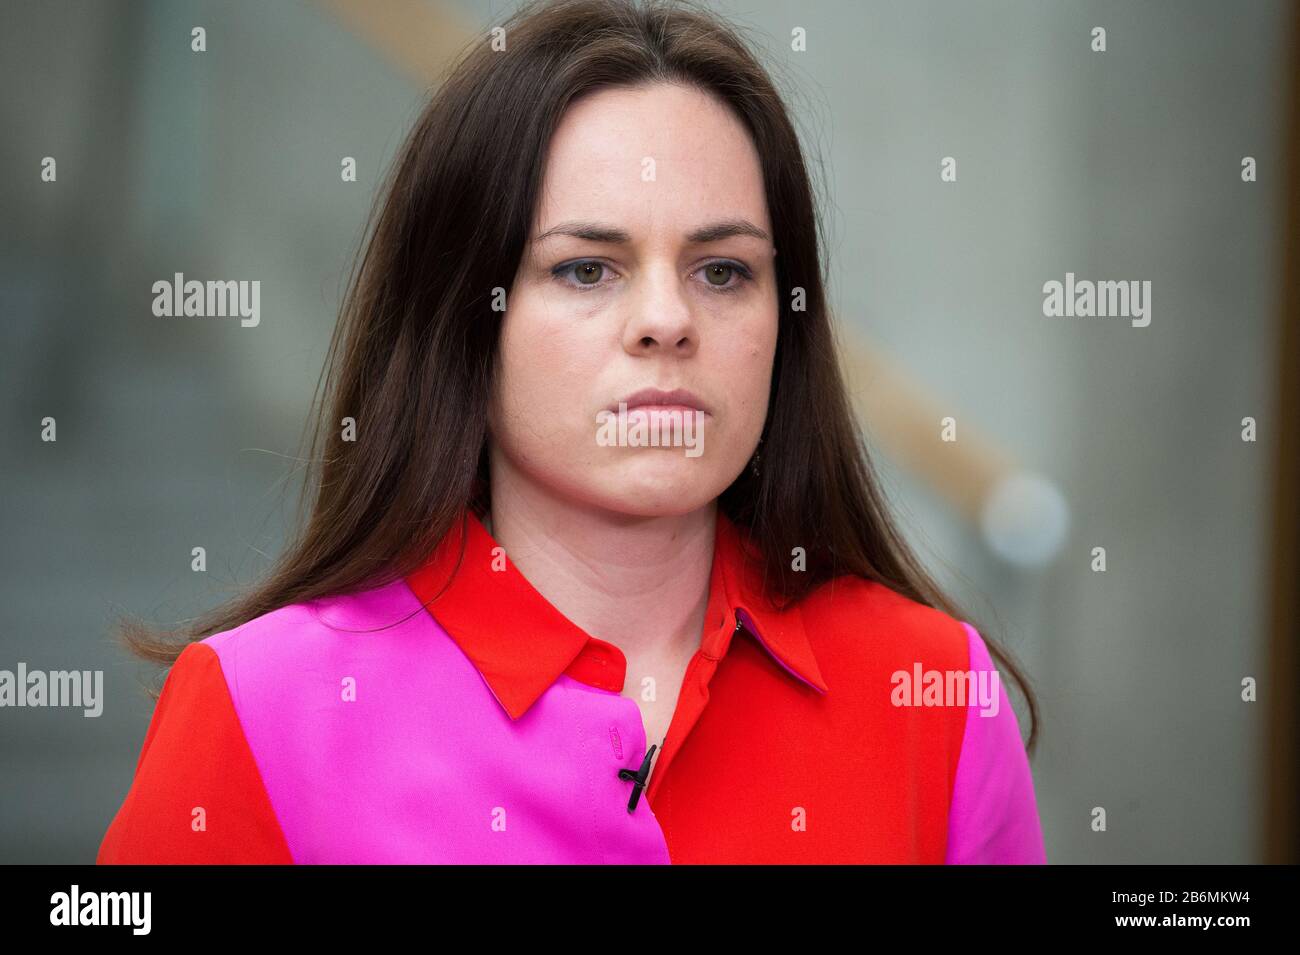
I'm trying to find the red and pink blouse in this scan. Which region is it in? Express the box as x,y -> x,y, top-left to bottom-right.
97,510 -> 1046,864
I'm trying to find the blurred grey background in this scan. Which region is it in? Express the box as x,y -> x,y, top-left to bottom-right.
0,0 -> 1294,863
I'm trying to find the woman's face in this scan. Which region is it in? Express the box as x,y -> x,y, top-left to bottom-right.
490,82 -> 779,518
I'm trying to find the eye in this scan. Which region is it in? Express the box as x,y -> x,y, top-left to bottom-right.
697,261 -> 754,293
552,260 -> 616,291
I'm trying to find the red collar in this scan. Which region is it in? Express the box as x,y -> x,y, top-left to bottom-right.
405,509 -> 829,720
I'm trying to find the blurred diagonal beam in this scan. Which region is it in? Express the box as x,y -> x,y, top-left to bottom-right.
837,335 -> 1016,523
313,0 -> 1053,559
315,0 -> 477,86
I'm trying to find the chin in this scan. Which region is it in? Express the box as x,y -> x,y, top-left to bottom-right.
584,459 -> 725,517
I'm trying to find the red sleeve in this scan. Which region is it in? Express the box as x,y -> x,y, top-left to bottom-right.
96,641 -> 294,864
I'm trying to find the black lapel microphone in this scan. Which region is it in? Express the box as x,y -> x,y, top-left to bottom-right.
618,743 -> 658,812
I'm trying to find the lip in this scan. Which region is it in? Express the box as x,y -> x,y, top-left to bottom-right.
609,387 -> 711,416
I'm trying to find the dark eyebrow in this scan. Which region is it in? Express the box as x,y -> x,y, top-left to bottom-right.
530,218 -> 771,246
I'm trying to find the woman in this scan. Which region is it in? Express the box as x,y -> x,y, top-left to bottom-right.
97,0 -> 1045,864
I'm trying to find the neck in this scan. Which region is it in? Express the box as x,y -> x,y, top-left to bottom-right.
486,464 -> 716,662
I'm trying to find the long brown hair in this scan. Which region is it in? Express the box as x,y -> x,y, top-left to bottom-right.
118,0 -> 1038,752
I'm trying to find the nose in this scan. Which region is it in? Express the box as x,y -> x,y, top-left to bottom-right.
621,262 -> 699,358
